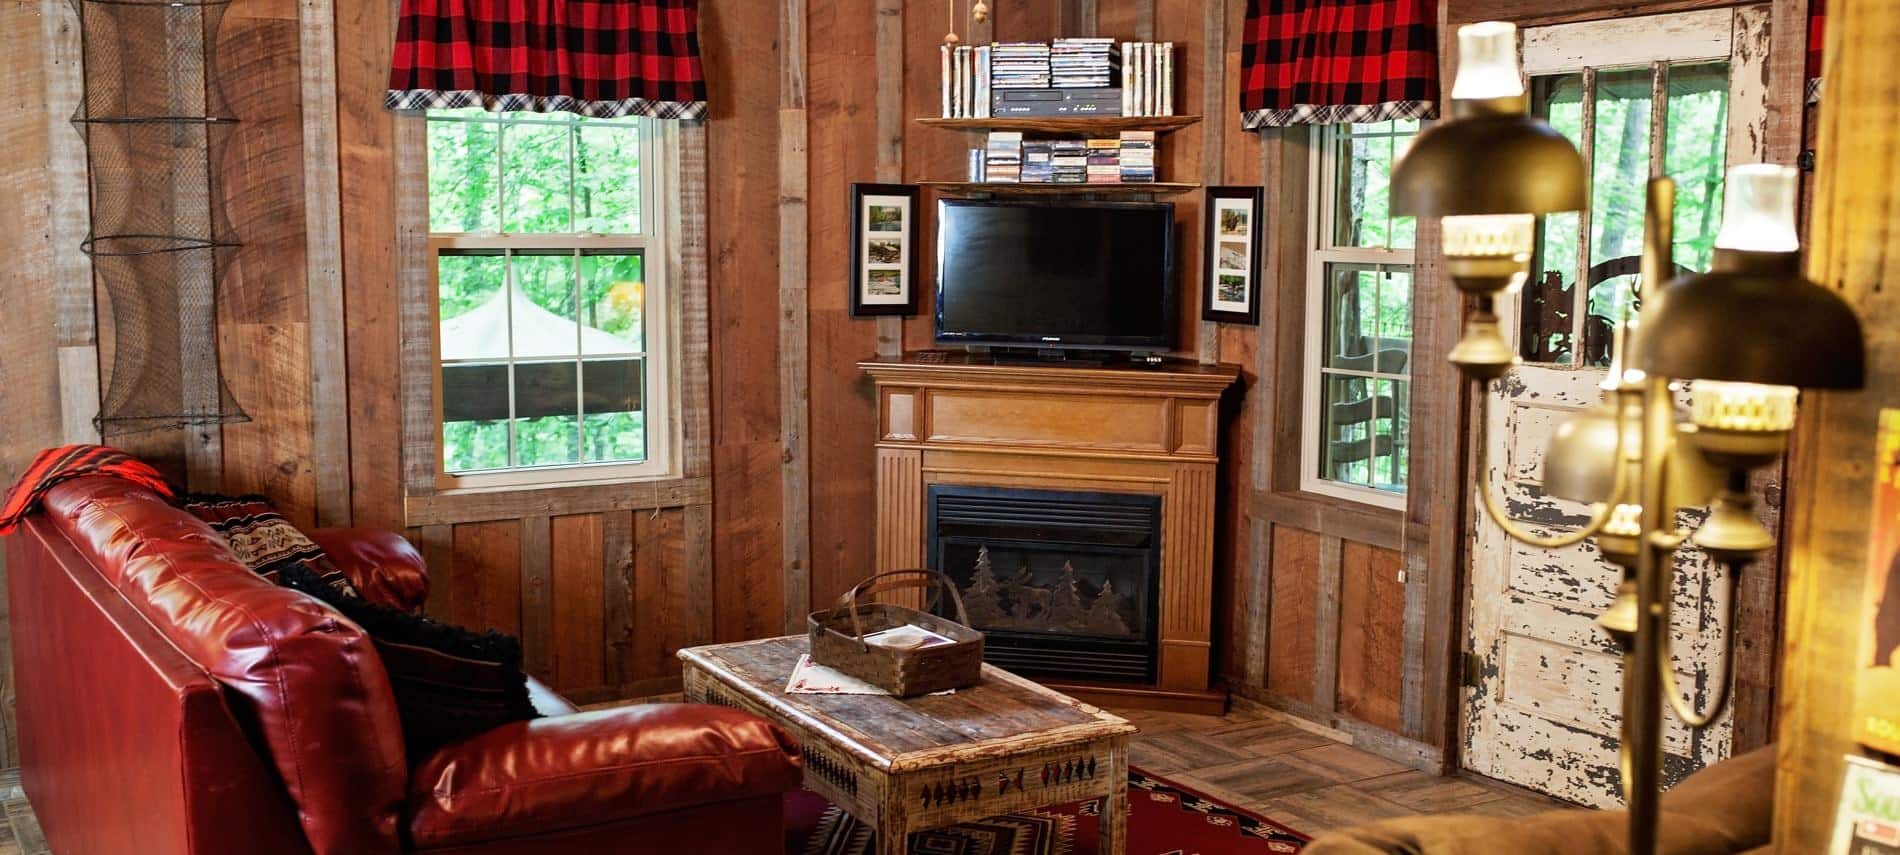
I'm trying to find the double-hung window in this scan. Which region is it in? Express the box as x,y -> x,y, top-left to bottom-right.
1301,120 -> 1418,509
425,109 -> 673,488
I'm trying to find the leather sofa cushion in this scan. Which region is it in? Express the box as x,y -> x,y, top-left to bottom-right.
406,703 -> 803,849
306,527 -> 431,612
42,477 -> 409,855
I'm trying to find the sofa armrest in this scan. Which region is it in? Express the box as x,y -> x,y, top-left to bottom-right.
306,527 -> 430,612
405,703 -> 803,850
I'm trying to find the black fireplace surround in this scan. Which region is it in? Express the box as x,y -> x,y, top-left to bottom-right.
926,484 -> 1162,683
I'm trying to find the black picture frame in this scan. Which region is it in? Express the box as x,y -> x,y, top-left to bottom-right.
1201,185 -> 1264,325
850,182 -> 921,317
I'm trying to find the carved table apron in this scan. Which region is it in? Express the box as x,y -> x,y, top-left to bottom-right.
680,636 -> 1136,855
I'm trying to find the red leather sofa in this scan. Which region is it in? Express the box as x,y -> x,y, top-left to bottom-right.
5,476 -> 803,855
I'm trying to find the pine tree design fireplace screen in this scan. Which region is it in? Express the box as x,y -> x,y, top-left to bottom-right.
926,485 -> 1161,683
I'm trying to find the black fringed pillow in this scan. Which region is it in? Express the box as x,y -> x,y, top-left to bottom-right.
176,494 -> 359,598
275,564 -> 541,761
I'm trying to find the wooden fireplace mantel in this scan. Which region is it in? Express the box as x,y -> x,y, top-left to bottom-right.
859,353 -> 1241,714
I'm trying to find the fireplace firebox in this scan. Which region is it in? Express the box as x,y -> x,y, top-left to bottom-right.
926,485 -> 1161,683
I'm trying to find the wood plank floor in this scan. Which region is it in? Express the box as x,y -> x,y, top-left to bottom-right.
0,699 -> 1568,852
1116,700 -> 1570,837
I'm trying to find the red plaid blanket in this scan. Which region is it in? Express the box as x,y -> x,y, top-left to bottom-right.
0,445 -> 173,535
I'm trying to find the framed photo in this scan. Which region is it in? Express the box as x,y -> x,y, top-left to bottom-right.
851,183 -> 921,317
1202,186 -> 1263,325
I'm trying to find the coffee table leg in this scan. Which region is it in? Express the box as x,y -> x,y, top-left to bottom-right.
1100,746 -> 1129,855
875,817 -> 909,855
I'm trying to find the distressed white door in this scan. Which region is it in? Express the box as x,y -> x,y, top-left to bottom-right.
1459,7 -> 1772,806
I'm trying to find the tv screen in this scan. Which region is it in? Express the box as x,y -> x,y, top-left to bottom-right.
935,199 -> 1175,351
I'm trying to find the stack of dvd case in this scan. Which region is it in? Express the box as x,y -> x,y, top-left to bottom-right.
1051,140 -> 1088,184
1085,138 -> 1120,184
1050,38 -> 1117,88
984,132 -> 1022,183
1118,131 -> 1155,183
991,42 -> 1051,89
1021,140 -> 1055,183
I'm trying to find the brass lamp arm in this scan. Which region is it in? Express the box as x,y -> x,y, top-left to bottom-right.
1470,379 -> 1630,549
1655,562 -> 1742,729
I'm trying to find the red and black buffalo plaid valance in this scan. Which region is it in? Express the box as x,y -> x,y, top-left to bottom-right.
386,0 -> 708,120
1807,0 -> 1825,103
1239,0 -> 1439,129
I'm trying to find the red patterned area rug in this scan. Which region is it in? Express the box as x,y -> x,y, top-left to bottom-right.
784,767 -> 1308,854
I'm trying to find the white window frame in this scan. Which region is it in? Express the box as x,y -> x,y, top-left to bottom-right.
1299,121 -> 1416,511
424,112 -> 680,491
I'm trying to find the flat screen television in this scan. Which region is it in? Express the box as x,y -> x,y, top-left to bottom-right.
935,199 -> 1176,352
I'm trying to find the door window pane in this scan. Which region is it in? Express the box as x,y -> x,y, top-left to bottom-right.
1664,63 -> 1730,274
1523,73 -> 1584,364
1583,67 -> 1655,367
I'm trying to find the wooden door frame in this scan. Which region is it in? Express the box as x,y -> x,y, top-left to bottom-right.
1434,0 -> 1811,773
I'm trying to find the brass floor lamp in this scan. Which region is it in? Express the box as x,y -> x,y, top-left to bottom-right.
1394,22 -> 1867,855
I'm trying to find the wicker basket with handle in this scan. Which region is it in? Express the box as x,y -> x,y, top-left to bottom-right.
807,570 -> 986,697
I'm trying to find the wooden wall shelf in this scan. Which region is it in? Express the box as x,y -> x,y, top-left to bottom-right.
916,115 -> 1202,135
919,181 -> 1199,197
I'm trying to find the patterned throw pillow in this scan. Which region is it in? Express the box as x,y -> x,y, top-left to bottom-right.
176,494 -> 359,598
274,563 -> 540,760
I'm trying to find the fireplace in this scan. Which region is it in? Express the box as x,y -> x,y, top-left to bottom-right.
926,485 -> 1161,683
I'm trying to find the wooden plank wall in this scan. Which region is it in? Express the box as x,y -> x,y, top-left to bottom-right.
0,0 -> 67,769
1773,0 -> 1900,843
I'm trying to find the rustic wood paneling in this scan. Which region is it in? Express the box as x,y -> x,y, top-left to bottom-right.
549,514 -> 605,692
450,521 -> 522,636
334,0 -> 403,531
1268,526 -> 1322,697
0,0 -> 67,767
632,508 -> 692,681
1774,0 -> 1900,843
807,0 -> 881,614
703,0 -> 787,647
1337,542 -> 1406,733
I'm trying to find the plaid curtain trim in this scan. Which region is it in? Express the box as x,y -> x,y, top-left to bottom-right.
1808,0 -> 1824,103
1239,0 -> 1440,128
386,0 -> 708,120
386,88 -> 707,121
1242,98 -> 1436,129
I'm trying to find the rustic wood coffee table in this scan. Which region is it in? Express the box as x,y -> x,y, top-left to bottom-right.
680,636 -> 1137,855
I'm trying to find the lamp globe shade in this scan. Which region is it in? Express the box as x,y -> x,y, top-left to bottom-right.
1639,165 -> 1866,390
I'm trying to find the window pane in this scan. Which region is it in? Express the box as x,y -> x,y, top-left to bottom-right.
1376,266 -> 1414,368
1664,62 -> 1730,274
442,362 -> 509,473
1320,373 -> 1373,487
444,419 -> 510,473
581,358 -> 645,463
513,361 -> 580,467
510,252 -> 580,358
428,118 -> 500,233
1330,122 -> 1416,250
1583,67 -> 1655,367
438,252 -> 507,361
1324,264 -> 1407,374
501,117 -> 575,232
580,251 -> 645,354
576,120 -> 642,233
1523,73 -> 1585,364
